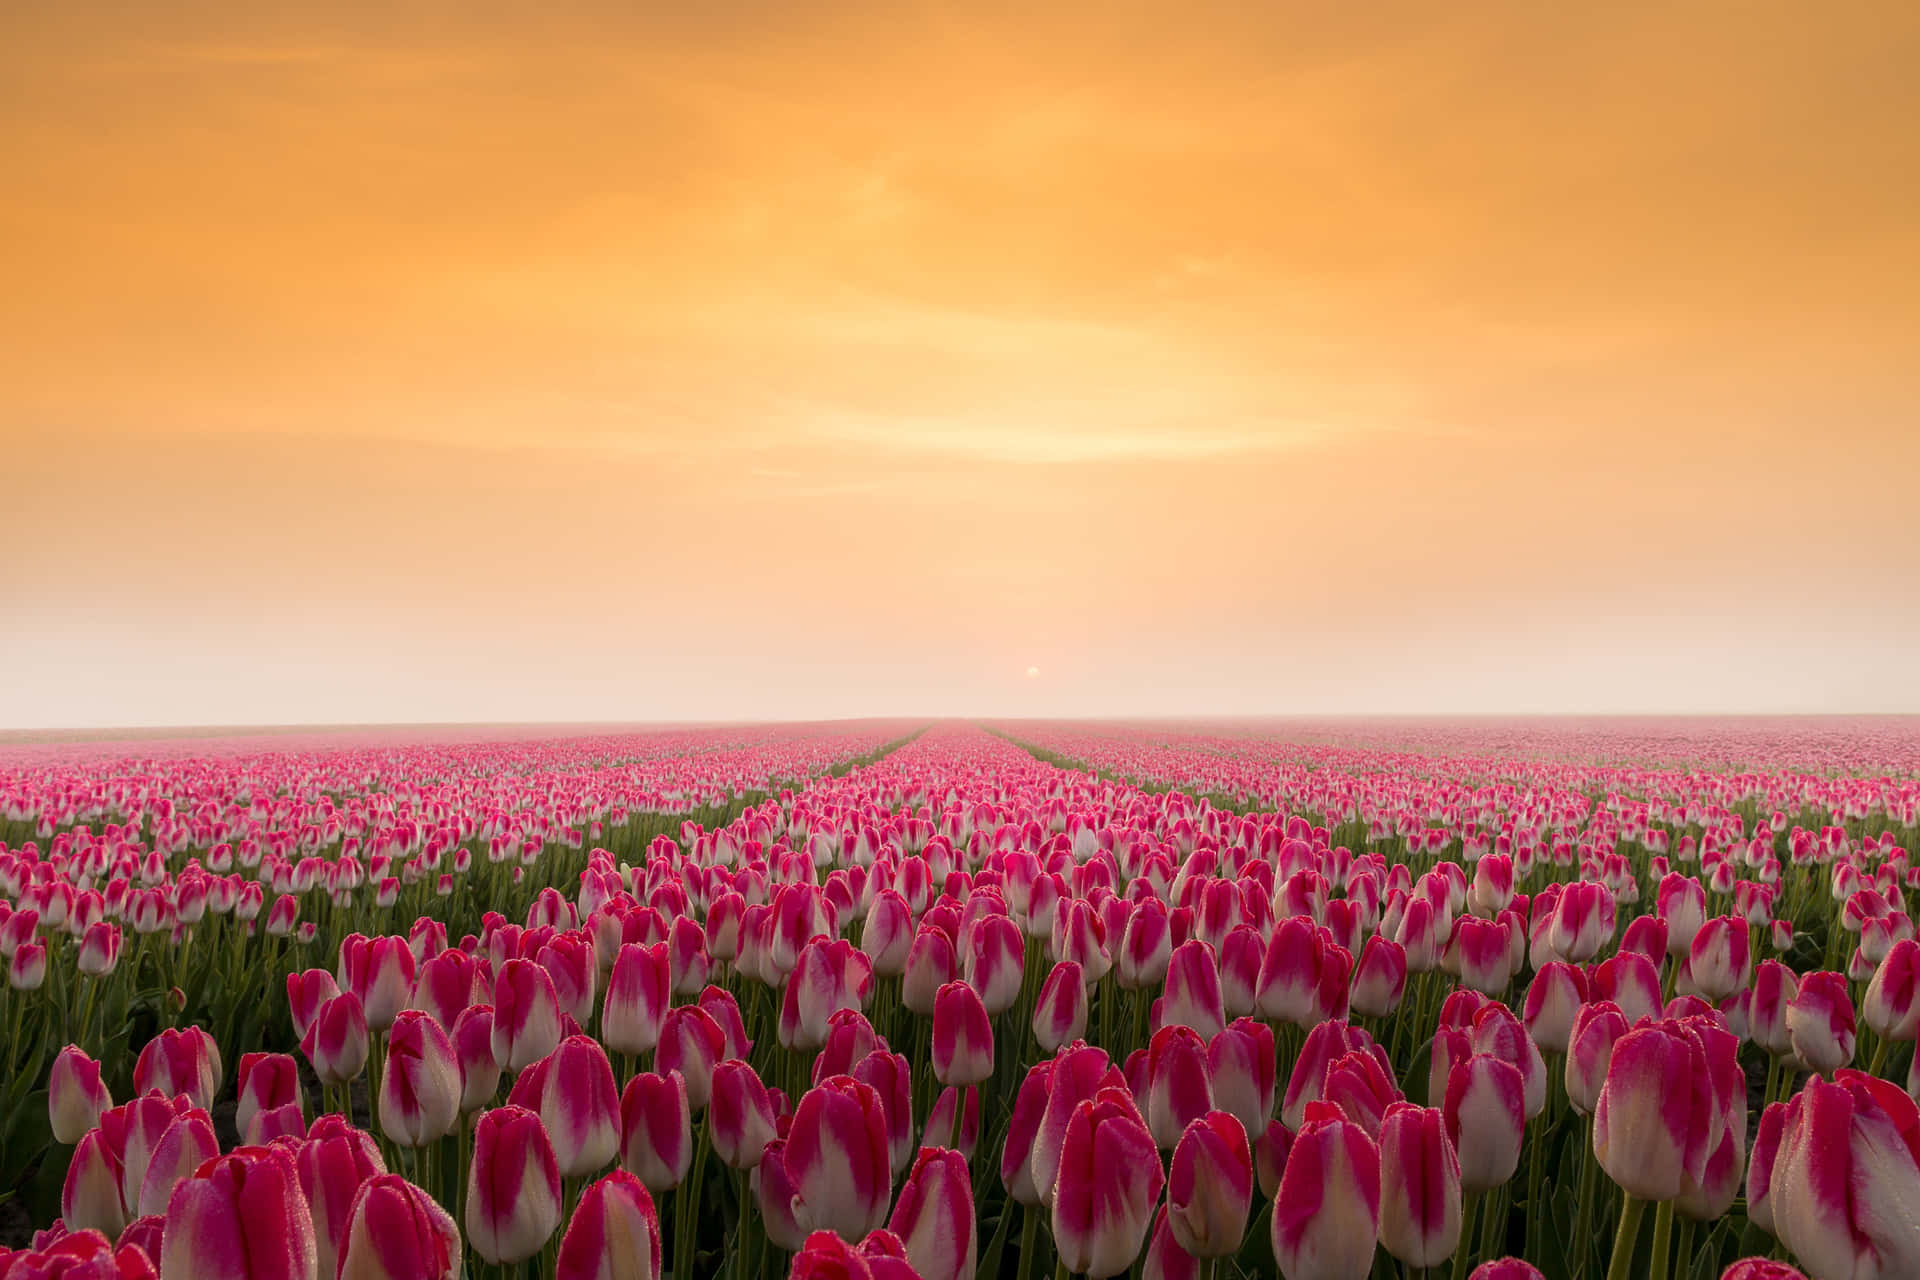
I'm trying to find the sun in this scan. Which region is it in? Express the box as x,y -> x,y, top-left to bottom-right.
1026,666 -> 1041,679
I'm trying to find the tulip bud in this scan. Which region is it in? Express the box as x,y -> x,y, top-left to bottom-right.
1716,1263 -> 1808,1280
1206,1018 -> 1276,1137
602,942 -> 670,1058
133,1027 -> 221,1111
466,1106 -> 563,1265
1443,1054 -> 1524,1194
1349,936 -> 1407,1019
1378,1102 -> 1461,1269
619,1070 -> 693,1193
299,1115 -> 387,1280
1167,1111 -> 1252,1259
554,1170 -> 661,1280
1001,1060 -> 1054,1206
753,1140 -> 808,1253
63,1128 -> 128,1238
336,1174 -> 461,1280
1469,1262 -> 1547,1280
302,992 -> 371,1087
1160,939 -> 1227,1040
1033,960 -> 1089,1053
886,1146 -> 976,1280
1750,961 -> 1799,1058
49,1046 -> 112,1145
1521,962 -> 1588,1055
1272,1100 -> 1381,1280
1786,970 -> 1857,1073
160,1147 -> 317,1280
1053,1090 -> 1165,1279
711,1059 -> 778,1171
931,980 -> 994,1087
787,1076 -> 893,1242
451,1004 -> 502,1113
491,958 -> 563,1072
1768,1071 -> 1920,1279
1593,1019 -> 1726,1202
1565,1001 -> 1628,1116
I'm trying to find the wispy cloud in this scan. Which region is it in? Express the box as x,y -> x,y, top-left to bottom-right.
796,413 -> 1339,464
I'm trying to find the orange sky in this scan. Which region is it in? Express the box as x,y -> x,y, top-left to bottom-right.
4,3 -> 1918,726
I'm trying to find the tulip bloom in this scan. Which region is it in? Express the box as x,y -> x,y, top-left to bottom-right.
1033,960 -> 1089,1053
1469,1263 -> 1547,1280
451,1004 -> 502,1113
1052,1089 -> 1166,1279
1565,1002 -> 1629,1116
710,1059 -> 778,1171
49,1045 -> 112,1145
302,992 -> 371,1087
1865,938 -> 1920,1042
1207,1018 -> 1276,1137
619,1070 -> 693,1193
1521,962 -> 1588,1055
160,1147 -> 318,1280
336,1174 -> 461,1280
1167,1111 -> 1253,1259
887,1146 -> 976,1280
466,1106 -> 563,1266
1787,970 -> 1858,1073
1001,1060 -> 1055,1206
753,1140 -> 808,1253
931,980 -> 994,1087
376,1012 -> 462,1149
1768,1071 -> 1920,1279
601,941 -> 670,1058
1349,935 -> 1407,1019
491,958 -> 564,1072
554,1170 -> 661,1280
786,1076 -> 893,1242
298,1115 -> 387,1280
781,937 -> 874,1052
1160,939 -> 1228,1039
1443,1054 -> 1524,1194
62,1128 -> 128,1238
133,1027 -> 221,1111
654,1005 -> 726,1110
1145,1025 -> 1216,1150
1272,1100 -> 1381,1280
1378,1102 -> 1462,1269
1592,1019 -> 1725,1202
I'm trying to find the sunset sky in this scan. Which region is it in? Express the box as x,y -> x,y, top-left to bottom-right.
4,3 -> 1918,727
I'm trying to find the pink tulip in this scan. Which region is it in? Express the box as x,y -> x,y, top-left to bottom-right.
1717,1263 -> 1808,1280
132,1027 -> 221,1112
1685,916 -> 1751,1002
1745,1100 -> 1787,1238
1052,1089 -> 1165,1279
554,1170 -> 661,1280
1469,1263 -> 1547,1280
336,1174 -> 460,1280
1750,960 -> 1799,1058
787,1076 -> 893,1242
49,1046 -> 112,1145
466,1106 -> 563,1265
859,890 -> 914,976
450,1004 -> 501,1113
160,1146 -> 317,1280
301,992 -> 370,1087
1143,1205 -> 1199,1280
1283,1022 -> 1389,1129
62,1128 -> 128,1238
77,921 -> 122,977
135,1108 -> 218,1219
1521,962 -> 1588,1055
931,980 -> 994,1087
1118,898 -> 1174,991
886,1146 -> 976,1280
297,1115 -> 387,1280
1349,936 -> 1407,1018
901,926 -> 957,1016
1590,951 -> 1663,1026
1255,1118 -> 1295,1199
601,942 -> 670,1058
1592,1019 -> 1726,1201
340,934 -> 417,1035
1033,960 -> 1089,1053
537,1035 -> 622,1177
1000,1060 -> 1054,1206
1443,1054 -> 1524,1194
966,912 -> 1025,1014
1272,1100 -> 1381,1280
491,958 -> 563,1072
1321,1048 -> 1403,1141
699,985 -> 754,1061
1547,881 -> 1611,963
619,1070 -> 693,1193
1160,939 -> 1227,1039
753,1140 -> 808,1253
782,938 -> 874,1052
1565,1001 -> 1628,1116
1786,970 -> 1857,1073
924,1086 -> 980,1158
1145,1025 -> 1215,1149
1167,1111 -> 1252,1258
850,1049 -> 915,1173
711,1059 -> 778,1170
1378,1102 -> 1461,1269
288,969 -> 341,1041
655,1005 -> 726,1110
1768,1071 -> 1920,1279
1206,1018 -> 1276,1137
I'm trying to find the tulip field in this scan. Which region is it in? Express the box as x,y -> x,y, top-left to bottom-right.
4,717 -> 1920,1280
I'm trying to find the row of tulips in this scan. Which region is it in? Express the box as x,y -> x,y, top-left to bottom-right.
5,719 -> 1920,1278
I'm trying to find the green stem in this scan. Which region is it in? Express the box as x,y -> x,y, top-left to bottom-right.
1451,1191 -> 1482,1280
1607,1194 -> 1648,1280
1649,1199 -> 1674,1280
